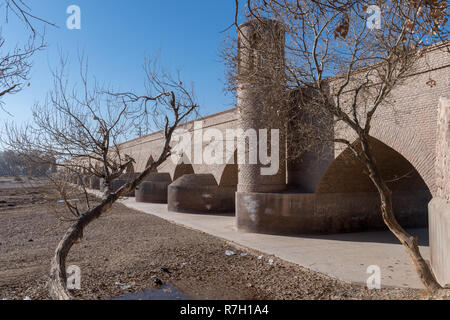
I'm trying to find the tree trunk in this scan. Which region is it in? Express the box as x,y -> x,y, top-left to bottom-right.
359,136 -> 442,292
50,154 -> 169,299
49,222 -> 83,300
49,196 -> 117,299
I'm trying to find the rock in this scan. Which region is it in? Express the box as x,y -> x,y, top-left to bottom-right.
161,267 -> 171,274
154,278 -> 163,286
225,250 -> 235,256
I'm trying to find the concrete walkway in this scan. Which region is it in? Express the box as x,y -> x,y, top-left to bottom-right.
120,198 -> 429,289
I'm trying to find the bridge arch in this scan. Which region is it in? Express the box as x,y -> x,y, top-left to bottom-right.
318,137 -> 432,194
317,136 -> 432,229
125,162 -> 135,174
172,153 -> 195,181
144,155 -> 158,173
173,163 -> 194,181
334,123 -> 436,195
218,150 -> 238,187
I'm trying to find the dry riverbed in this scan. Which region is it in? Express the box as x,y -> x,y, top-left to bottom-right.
0,177 -> 422,300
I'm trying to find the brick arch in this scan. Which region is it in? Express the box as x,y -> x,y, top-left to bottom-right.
335,123 -> 436,195
125,162 -> 135,174
94,163 -> 101,172
172,153 -> 195,181
218,150 -> 238,186
144,155 -> 158,173
318,136 -> 433,198
173,164 -> 194,181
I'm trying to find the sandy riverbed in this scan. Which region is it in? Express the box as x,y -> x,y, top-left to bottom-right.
0,177 -> 422,300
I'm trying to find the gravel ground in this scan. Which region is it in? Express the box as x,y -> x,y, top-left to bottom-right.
0,179 -> 423,300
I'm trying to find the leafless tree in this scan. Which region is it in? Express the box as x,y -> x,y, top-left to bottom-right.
0,0 -> 57,113
223,0 -> 449,293
2,54 -> 198,299
3,0 -> 57,34
0,34 -> 45,113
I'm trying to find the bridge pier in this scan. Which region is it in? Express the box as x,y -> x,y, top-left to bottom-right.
100,173 -> 138,197
89,176 -> 100,190
235,19 -> 288,232
168,174 -> 235,213
429,97 -> 450,287
135,173 -> 172,203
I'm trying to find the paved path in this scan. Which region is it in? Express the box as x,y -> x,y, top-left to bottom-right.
121,198 -> 429,289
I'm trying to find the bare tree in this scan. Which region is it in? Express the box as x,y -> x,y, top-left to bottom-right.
3,0 -> 57,34
223,0 -> 449,293
0,32 -> 44,114
0,0 -> 57,113
2,54 -> 198,299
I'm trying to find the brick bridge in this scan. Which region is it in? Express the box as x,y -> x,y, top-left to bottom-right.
96,22 -> 450,285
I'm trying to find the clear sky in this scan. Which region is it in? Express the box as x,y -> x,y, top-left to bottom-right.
1,0 -> 244,124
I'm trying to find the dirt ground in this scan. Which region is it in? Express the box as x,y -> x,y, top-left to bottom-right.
0,177 -> 423,300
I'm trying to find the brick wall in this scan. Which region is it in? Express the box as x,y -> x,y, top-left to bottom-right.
115,45 -> 449,198
331,46 -> 450,195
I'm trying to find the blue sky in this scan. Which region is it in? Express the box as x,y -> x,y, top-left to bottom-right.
1,0 -> 244,124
